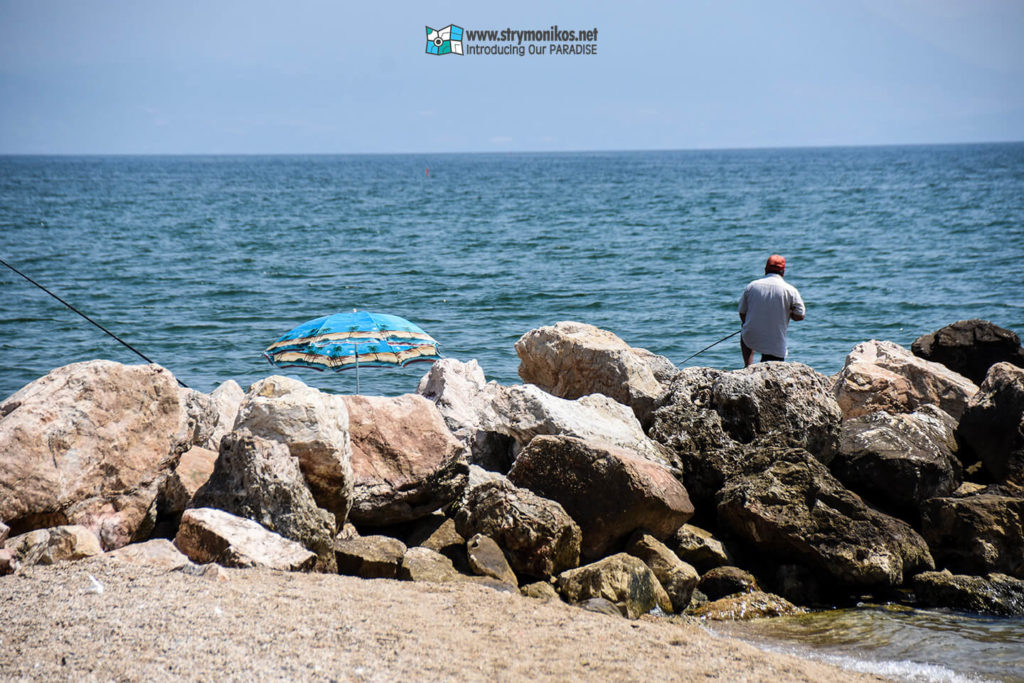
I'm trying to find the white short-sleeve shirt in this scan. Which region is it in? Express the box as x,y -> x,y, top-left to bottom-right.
738,274 -> 805,359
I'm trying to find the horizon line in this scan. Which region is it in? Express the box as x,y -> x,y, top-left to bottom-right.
1,139 -> 1023,158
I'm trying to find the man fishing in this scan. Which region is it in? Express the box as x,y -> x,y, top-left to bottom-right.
738,254 -> 805,367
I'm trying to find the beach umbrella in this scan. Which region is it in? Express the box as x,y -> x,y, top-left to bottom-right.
263,311 -> 441,392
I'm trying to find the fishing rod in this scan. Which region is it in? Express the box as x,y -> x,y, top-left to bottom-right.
0,257 -> 189,388
679,329 -> 740,366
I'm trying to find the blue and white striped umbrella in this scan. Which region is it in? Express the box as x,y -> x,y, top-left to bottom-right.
264,311 -> 441,390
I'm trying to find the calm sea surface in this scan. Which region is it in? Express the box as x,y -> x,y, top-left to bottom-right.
2,146 -> 1023,680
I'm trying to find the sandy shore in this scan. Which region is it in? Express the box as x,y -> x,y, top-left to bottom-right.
0,559 -> 887,682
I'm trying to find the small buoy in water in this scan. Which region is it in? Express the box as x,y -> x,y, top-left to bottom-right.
425,167 -> 430,178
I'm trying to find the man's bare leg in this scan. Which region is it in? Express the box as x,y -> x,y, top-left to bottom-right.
741,338 -> 755,367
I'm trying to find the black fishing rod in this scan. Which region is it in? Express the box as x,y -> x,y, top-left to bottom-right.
679,329 -> 740,366
0,257 -> 189,388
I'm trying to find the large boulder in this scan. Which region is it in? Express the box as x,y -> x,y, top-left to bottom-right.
6,525 -> 103,567
453,475 -> 581,580
709,362 -> 842,463
830,340 -> 978,420
717,447 -> 934,590
508,435 -> 693,560
418,359 -> 673,471
957,363 -> 1024,485
556,553 -> 672,619
398,546 -> 464,583
0,361 -> 207,550
648,364 -> 841,510
500,384 -> 675,468
190,432 -> 337,572
920,487 -> 1023,578
912,320 -> 1024,385
514,321 -> 677,425
233,376 -> 353,523
698,566 -> 759,600
913,570 -> 1024,616
173,507 -> 317,571
417,359 -> 514,472
831,406 -> 962,519
342,394 -> 468,526
200,379 -> 245,451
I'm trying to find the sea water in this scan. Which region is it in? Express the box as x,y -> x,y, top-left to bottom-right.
2,146 -> 1023,679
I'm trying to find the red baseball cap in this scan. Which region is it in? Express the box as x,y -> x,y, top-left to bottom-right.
765,254 -> 786,273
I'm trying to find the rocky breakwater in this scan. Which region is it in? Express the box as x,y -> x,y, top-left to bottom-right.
2,318 -> 1022,622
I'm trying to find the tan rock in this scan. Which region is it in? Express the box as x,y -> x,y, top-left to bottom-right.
467,534 -> 517,586
831,340 -> 978,419
398,546 -> 464,582
626,531 -> 699,613
7,525 -> 103,567
0,520 -> 9,544
233,375 -> 353,524
689,591 -> 804,620
343,394 -> 468,526
557,553 -> 672,619
103,538 -> 192,571
335,535 -> 407,579
514,321 -> 676,424
173,507 -> 317,571
160,445 -> 218,514
0,360 -> 200,549
671,524 -> 731,571
520,581 -> 560,601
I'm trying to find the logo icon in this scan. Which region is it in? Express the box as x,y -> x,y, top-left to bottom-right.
426,25 -> 463,55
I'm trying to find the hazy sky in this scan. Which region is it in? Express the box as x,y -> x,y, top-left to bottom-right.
1,0 -> 1022,154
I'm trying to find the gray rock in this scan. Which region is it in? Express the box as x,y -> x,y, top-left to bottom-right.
508,435 -> 693,560
190,432 -> 337,572
467,533 -> 517,586
0,520 -> 9,545
920,487 -> 1024,579
173,507 -> 317,571
201,379 -> 245,451
233,375 -> 354,524
912,319 -> 1024,386
957,362 -> 1024,486
335,535 -> 407,579
914,570 -> 1024,616
832,406 -> 963,519
578,597 -> 625,618
417,359 -> 516,472
717,447 -> 934,591
625,531 -> 699,613
454,476 -> 581,580
710,362 -> 842,463
557,553 -> 672,619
